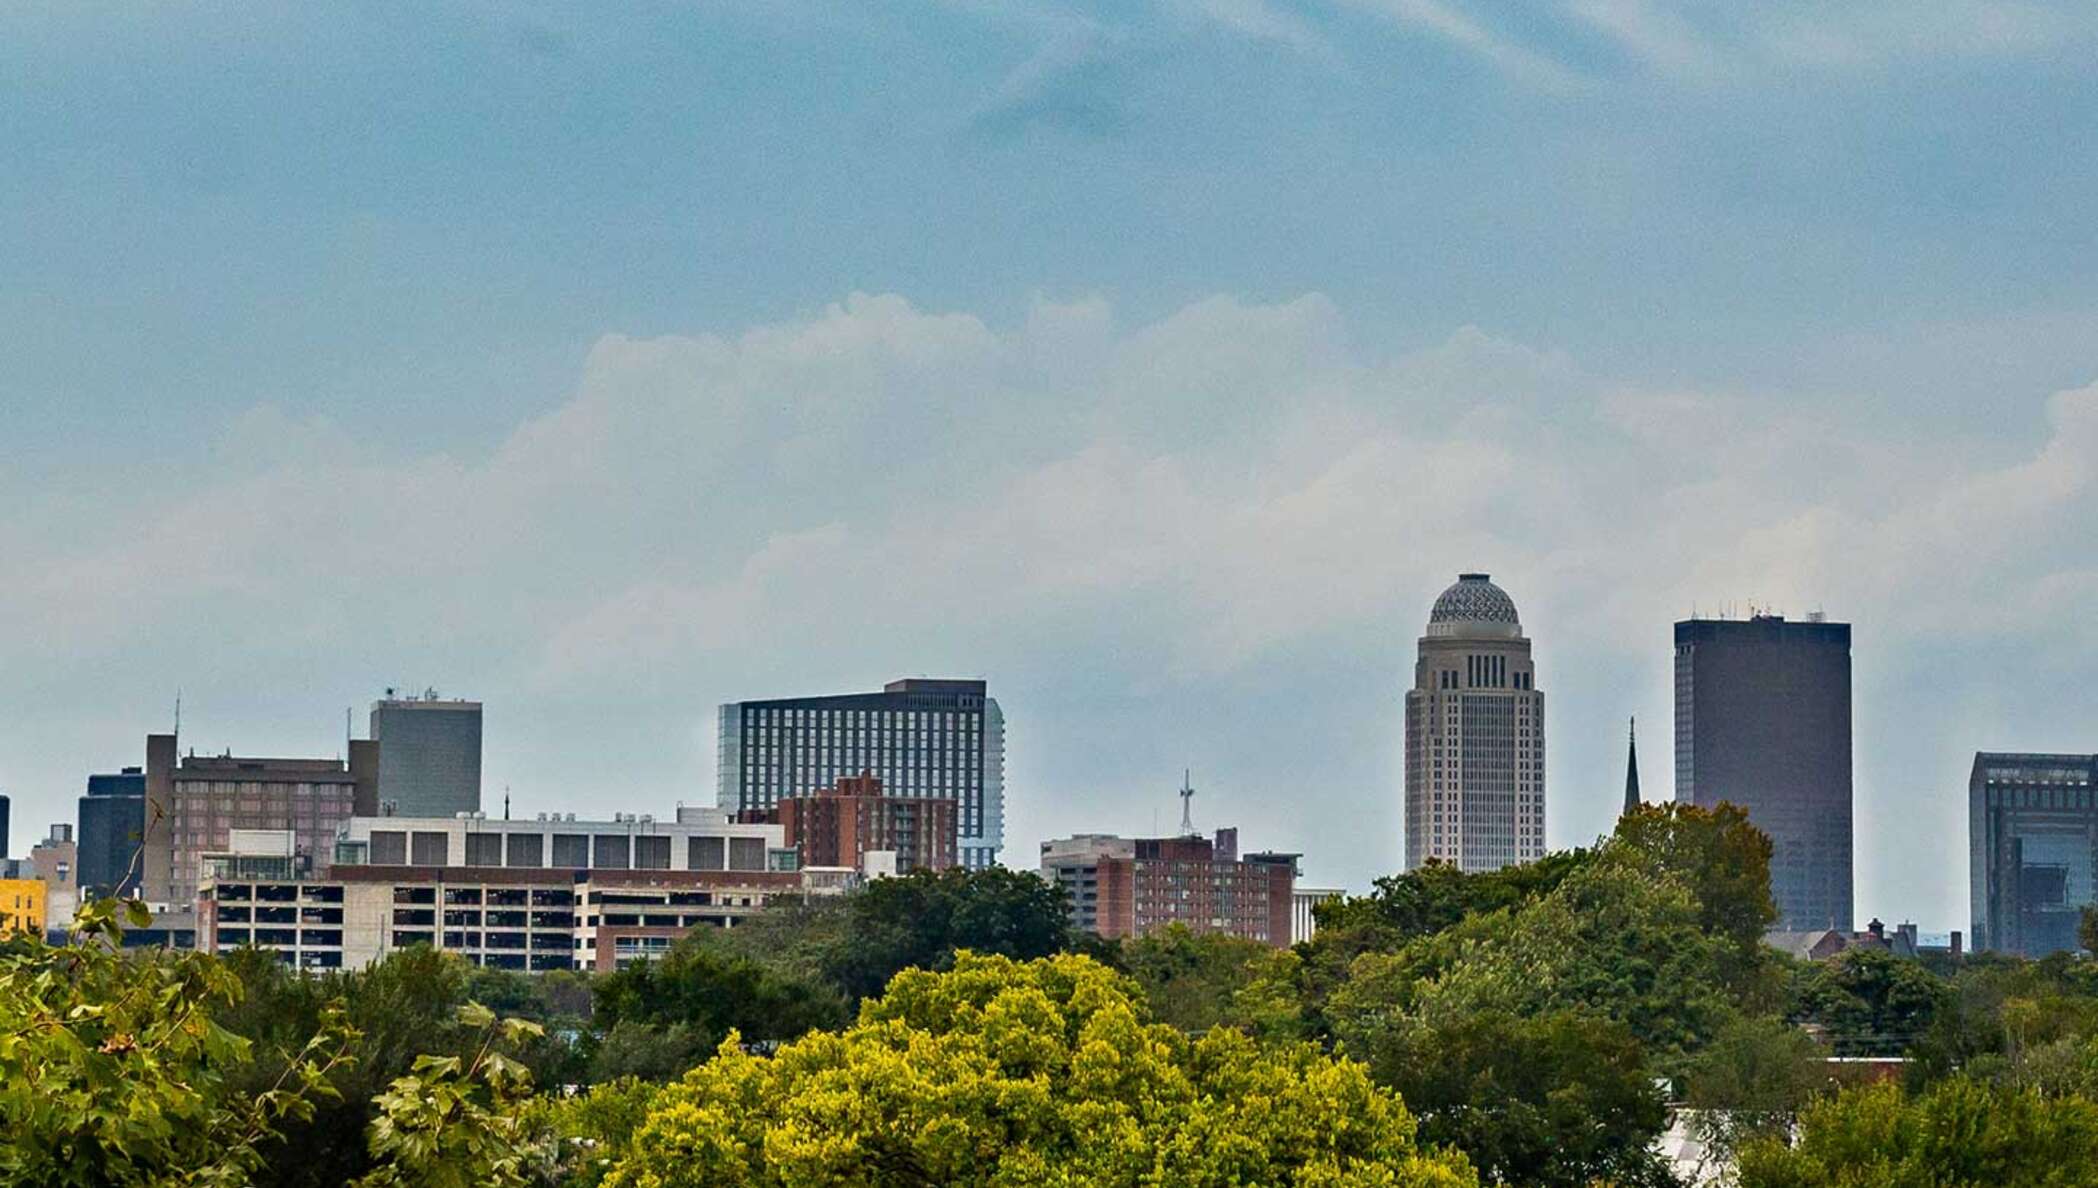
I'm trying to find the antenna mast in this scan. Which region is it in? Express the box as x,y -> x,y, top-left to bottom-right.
1178,769 -> 1196,836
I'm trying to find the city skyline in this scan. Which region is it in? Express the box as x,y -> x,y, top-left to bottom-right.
6,5 -> 2098,935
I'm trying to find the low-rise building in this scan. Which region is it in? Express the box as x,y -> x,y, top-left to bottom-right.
1291,886 -> 1344,945
199,806 -> 842,972
1040,827 -> 1298,948
0,877 -> 46,936
30,824 -> 79,929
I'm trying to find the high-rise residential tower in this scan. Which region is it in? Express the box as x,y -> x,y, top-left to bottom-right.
1674,613 -> 1853,930
718,678 -> 1005,869
1404,574 -> 1546,872
370,694 -> 482,818
1970,752 -> 2098,957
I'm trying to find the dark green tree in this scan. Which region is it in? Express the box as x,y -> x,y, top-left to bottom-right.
1120,923 -> 1286,1034
1736,1077 -> 2098,1186
1351,1009 -> 1672,1188
1790,946 -> 1949,1057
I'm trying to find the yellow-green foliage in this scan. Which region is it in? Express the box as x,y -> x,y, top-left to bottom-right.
605,951 -> 1479,1187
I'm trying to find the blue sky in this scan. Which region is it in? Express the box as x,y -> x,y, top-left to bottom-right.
5,2 -> 2097,931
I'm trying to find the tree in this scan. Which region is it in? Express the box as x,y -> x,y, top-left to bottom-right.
591,937 -> 847,1057
1679,1016 -> 1829,1166
1611,801 -> 1778,952
1790,946 -> 1949,1057
1120,923 -> 1288,1034
602,952 -> 1480,1186
0,898 -> 354,1186
1389,856 -> 1746,1060
2081,903 -> 2098,957
1350,1009 -> 1672,1188
720,866 -> 1076,1001
356,1002 -> 550,1188
1736,1077 -> 2098,1187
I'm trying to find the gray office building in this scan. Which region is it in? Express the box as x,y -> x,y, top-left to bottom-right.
1675,614 -> 1852,930
1970,753 -> 2098,957
371,695 -> 483,818
718,678 -> 1005,869
79,767 -> 148,897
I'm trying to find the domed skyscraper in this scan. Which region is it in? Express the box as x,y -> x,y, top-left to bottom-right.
1404,573 -> 1545,871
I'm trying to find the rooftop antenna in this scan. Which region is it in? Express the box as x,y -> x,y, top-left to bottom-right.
503,786 -> 511,821
173,689 -> 182,741
1178,769 -> 1196,836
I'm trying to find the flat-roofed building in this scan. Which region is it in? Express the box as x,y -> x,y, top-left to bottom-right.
1971,752 -> 2098,957
201,807 -> 834,972
756,772 -> 959,874
1040,827 -> 1298,948
0,878 -> 46,937
142,733 -> 370,905
719,678 -> 1005,869
369,694 -> 482,818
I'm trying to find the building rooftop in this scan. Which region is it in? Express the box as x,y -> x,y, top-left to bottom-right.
1425,573 -> 1523,639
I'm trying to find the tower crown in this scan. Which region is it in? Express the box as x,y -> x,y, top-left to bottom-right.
1426,573 -> 1522,639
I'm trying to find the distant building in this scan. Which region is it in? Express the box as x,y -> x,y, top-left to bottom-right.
0,877 -> 44,936
1040,828 -> 1298,948
370,694 -> 482,818
1765,918 -> 1916,962
1970,752 -> 2098,957
719,678 -> 1005,869
1291,886 -> 1344,945
30,824 -> 78,928
79,767 -> 147,898
748,772 -> 958,875
1404,574 -> 1546,872
1675,614 -> 1853,930
201,806 -> 829,972
141,734 -> 372,905
0,791 -> 9,859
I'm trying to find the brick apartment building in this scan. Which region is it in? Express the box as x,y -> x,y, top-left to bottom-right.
1040,827 -> 1298,948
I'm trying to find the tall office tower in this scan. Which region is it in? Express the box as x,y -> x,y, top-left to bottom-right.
1403,574 -> 1546,872
79,767 -> 147,897
719,678 -> 1005,869
1970,752 -> 2098,957
370,694 -> 482,818
0,792 -> 9,859
1674,613 -> 1853,930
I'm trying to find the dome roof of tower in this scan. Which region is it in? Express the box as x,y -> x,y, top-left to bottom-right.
1428,573 -> 1520,627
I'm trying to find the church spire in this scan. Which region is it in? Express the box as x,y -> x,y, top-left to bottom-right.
1623,716 -> 1642,815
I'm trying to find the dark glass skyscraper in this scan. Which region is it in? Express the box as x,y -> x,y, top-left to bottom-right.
718,679 -> 1005,869
1970,752 -> 2098,957
79,767 -> 147,897
1674,614 -> 1852,930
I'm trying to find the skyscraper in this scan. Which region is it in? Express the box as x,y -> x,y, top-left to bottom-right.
1404,574 -> 1546,872
718,678 -> 1005,868
1674,613 -> 1853,930
78,767 -> 147,897
370,694 -> 482,818
1970,752 -> 2098,957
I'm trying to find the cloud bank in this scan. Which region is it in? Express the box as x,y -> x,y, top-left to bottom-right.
2,292 -> 2092,929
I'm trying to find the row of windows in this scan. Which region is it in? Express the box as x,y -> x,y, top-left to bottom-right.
365,831 -> 771,872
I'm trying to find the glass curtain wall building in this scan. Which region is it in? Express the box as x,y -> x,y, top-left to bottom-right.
1970,753 -> 2098,957
719,678 -> 1005,869
1674,614 -> 1853,930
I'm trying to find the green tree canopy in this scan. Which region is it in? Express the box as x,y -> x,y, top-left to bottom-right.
603,951 -> 1479,1187
1736,1077 -> 2098,1187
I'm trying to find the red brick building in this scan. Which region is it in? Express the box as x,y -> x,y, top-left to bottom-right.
1040,827 -> 1298,948
750,773 -> 958,874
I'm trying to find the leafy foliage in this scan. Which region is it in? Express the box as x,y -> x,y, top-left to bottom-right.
355,1002 -> 550,1188
1736,1077 -> 2098,1186
603,952 -> 1479,1187
0,897 -> 357,1187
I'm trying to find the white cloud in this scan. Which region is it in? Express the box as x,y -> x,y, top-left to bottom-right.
3,292 -> 2092,929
